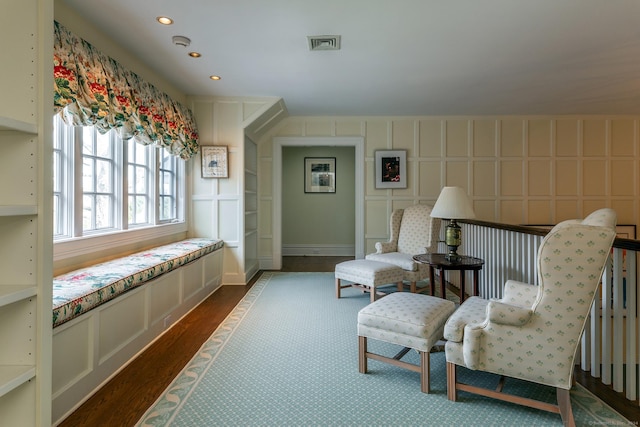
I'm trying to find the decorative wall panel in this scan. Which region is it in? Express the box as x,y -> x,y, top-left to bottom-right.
555,119 -> 579,156
528,119 -> 551,157
472,120 -> 496,157
555,160 -> 578,195
419,120 -> 442,157
583,120 -> 607,156
446,120 -> 468,157
611,119 -> 635,156
500,120 -> 524,157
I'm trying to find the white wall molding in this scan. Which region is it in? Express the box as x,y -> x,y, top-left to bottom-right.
282,244 -> 355,257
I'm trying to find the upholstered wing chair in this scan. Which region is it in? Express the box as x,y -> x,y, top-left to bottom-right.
366,204 -> 441,293
443,208 -> 617,427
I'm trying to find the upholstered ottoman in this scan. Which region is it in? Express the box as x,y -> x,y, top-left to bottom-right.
357,292 -> 456,393
335,260 -> 404,303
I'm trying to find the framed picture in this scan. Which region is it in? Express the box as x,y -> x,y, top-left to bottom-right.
375,150 -> 406,189
201,146 -> 228,178
304,157 -> 336,193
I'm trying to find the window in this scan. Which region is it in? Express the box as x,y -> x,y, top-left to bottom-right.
82,126 -> 117,232
128,141 -> 151,226
53,115 -> 185,247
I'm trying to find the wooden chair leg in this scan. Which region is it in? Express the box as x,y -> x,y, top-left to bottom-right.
336,278 -> 341,298
358,336 -> 367,374
420,350 -> 430,393
557,388 -> 575,427
370,286 -> 376,303
397,281 -> 403,292
410,281 -> 417,293
447,362 -> 457,401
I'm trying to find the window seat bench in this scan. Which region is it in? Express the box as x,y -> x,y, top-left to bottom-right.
51,237 -> 224,425
53,237 -> 224,328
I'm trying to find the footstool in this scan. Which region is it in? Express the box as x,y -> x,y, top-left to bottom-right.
357,292 -> 456,393
335,260 -> 404,303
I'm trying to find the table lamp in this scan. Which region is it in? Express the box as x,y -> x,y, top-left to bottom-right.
430,186 -> 476,261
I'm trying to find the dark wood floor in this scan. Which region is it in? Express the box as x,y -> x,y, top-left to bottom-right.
58,256 -> 638,426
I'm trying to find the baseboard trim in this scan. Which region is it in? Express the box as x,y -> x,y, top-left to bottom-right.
282,244 -> 355,257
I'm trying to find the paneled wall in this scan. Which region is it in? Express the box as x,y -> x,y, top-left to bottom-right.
258,116 -> 638,265
190,96 -> 284,284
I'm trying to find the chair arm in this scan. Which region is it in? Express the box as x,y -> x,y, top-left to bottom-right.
374,241 -> 397,254
461,302 -> 532,369
499,280 -> 538,307
487,301 -> 533,326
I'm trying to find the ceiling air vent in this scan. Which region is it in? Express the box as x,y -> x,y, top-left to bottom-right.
308,35 -> 341,51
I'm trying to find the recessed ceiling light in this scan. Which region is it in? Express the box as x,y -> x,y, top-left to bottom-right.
188,52 -> 201,58
209,75 -> 221,81
156,16 -> 173,25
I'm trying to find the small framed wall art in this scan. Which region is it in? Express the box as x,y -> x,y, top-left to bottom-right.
375,150 -> 406,189
304,157 -> 336,193
201,146 -> 228,178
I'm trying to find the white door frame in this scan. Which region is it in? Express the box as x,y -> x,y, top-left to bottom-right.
272,136 -> 364,269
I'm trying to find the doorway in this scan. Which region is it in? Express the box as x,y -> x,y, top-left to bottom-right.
272,137 -> 365,270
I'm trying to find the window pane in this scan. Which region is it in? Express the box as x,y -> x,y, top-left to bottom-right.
83,195 -> 94,230
128,195 -> 134,224
128,164 -> 135,193
82,127 -> 93,154
53,194 -> 59,235
135,141 -> 147,160
96,159 -> 112,192
83,158 -> 94,191
135,165 -> 147,193
96,131 -> 112,157
95,195 -> 112,229
53,151 -> 60,192
136,196 -> 147,224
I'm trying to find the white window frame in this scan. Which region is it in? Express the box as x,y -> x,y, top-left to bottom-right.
53,116 -> 187,261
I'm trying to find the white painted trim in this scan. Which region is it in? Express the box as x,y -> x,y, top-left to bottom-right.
53,222 -> 187,261
282,244 -> 355,257
273,137 -> 364,270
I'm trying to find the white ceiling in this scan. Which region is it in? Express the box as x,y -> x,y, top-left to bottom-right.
62,0 -> 640,117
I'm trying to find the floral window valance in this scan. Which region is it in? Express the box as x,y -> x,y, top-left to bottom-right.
53,21 -> 199,159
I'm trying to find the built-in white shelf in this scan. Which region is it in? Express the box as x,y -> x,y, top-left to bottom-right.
0,285 -> 37,308
0,116 -> 37,135
0,366 -> 36,399
0,205 -> 38,216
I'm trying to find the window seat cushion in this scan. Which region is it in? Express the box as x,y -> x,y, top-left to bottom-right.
52,238 -> 224,328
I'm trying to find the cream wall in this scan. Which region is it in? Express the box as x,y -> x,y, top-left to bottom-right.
258,116 -> 639,262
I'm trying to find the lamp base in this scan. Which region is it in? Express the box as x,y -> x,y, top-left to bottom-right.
445,249 -> 461,262
444,219 -> 462,262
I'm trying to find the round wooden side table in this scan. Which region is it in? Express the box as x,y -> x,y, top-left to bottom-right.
413,253 -> 484,303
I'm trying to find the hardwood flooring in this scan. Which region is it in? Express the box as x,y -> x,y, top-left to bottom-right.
58,256 -> 638,426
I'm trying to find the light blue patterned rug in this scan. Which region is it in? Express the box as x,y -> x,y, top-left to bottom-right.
137,272 -> 631,426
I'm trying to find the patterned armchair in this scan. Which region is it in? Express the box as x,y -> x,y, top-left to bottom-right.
366,204 -> 441,293
443,208 -> 617,426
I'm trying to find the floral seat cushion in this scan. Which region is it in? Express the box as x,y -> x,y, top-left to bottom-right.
53,238 -> 223,328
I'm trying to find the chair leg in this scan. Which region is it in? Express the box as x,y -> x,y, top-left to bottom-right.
358,336 -> 367,374
335,278 -> 341,298
420,350 -> 430,393
370,286 -> 376,303
397,281 -> 403,292
447,362 -> 457,401
410,281 -> 417,293
557,388 -> 576,427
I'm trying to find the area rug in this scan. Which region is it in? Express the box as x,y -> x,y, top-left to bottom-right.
136,272 -> 630,426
